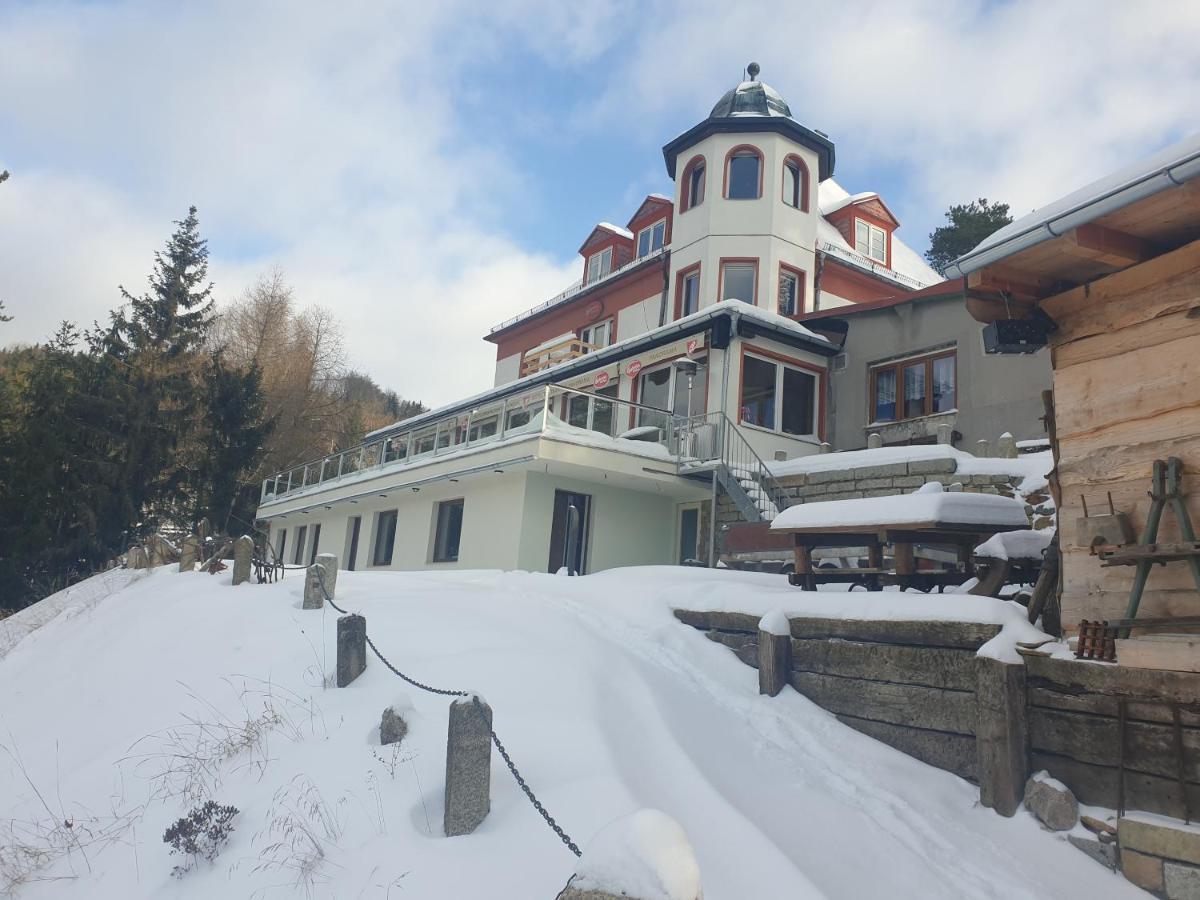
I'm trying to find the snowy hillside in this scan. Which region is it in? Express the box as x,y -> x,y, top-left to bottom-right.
0,567 -> 1140,899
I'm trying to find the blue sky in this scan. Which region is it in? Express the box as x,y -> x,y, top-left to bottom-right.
2,0 -> 1198,405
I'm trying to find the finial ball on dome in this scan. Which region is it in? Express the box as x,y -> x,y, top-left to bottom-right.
747,62 -> 760,81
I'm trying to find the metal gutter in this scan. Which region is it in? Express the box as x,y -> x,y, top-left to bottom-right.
947,137 -> 1200,278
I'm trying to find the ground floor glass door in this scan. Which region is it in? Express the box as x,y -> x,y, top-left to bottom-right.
548,490 -> 591,575
345,517 -> 361,571
678,504 -> 702,565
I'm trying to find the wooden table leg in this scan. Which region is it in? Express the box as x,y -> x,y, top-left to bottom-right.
793,538 -> 815,591
894,542 -> 915,575
868,541 -> 883,591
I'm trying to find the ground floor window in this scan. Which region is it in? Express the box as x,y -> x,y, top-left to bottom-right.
293,525 -> 308,565
432,499 -> 464,562
870,350 -> 956,423
308,523 -> 322,565
740,352 -> 817,437
373,510 -> 397,566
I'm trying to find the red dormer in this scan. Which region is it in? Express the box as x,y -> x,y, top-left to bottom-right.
578,223 -> 634,286
824,193 -> 901,270
625,195 -> 673,260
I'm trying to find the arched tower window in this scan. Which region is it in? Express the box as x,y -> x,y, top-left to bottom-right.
782,155 -> 810,212
680,156 -> 706,212
724,145 -> 763,200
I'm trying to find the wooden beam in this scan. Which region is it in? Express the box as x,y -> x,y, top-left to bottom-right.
965,294 -> 1037,324
1062,223 -> 1159,269
966,265 -> 1058,303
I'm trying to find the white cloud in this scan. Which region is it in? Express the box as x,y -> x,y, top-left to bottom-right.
2,0 -> 1198,407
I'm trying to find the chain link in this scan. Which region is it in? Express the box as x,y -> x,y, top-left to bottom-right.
312,568 -> 581,857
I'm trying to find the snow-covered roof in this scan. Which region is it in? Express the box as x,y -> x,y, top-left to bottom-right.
597,222 -> 634,240
771,482 -> 1030,532
948,132 -> 1200,277
815,180 -> 942,288
974,529 -> 1053,561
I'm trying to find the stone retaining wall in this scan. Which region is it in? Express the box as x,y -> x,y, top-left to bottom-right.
674,609 -> 1013,788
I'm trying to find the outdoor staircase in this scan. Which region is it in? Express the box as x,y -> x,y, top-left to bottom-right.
677,413 -> 790,525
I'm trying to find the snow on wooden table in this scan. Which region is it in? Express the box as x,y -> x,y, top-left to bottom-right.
771,482 -> 1030,533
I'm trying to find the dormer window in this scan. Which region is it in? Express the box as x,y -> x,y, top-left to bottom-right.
681,157 -> 706,211
855,220 -> 888,264
725,147 -> 762,200
636,220 -> 666,258
586,246 -> 613,284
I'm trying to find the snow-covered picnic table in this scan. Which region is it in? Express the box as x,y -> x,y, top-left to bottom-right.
770,483 -> 1031,593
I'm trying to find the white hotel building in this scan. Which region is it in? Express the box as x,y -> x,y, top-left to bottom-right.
256,67 -> 940,575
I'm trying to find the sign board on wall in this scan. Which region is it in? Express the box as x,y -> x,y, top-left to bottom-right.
622,332 -> 708,381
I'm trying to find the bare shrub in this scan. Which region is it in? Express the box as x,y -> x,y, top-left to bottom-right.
162,800 -> 238,877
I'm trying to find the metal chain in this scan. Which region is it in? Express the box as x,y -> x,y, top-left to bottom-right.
312,568 -> 582,856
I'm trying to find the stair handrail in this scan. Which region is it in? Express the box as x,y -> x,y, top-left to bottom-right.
673,411 -> 791,514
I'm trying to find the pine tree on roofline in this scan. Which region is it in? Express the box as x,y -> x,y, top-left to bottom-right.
925,198 -> 1013,276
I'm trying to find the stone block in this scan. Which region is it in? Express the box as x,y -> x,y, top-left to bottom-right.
336,614 -> 367,687
780,473 -> 808,487
1023,774 -> 1078,830
1166,861 -> 1200,899
1124,848 -> 1165,893
893,476 -> 924,488
936,422 -> 953,445
128,545 -> 148,569
1069,834 -> 1120,870
970,474 -> 995,486
380,705 -> 408,746
818,442 -> 832,454
908,458 -> 957,475
797,484 -> 829,498
856,477 -> 894,490
444,695 -> 492,837
304,554 -> 338,609
996,433 -> 1019,459
1033,516 -> 1056,530
809,468 -> 854,484
976,439 -> 991,458
232,535 -> 254,586
980,487 -> 1000,495
1120,816 -> 1200,865
947,481 -> 964,492
823,491 -> 864,502
851,463 -> 909,478
867,433 -> 883,449
863,489 -> 898,498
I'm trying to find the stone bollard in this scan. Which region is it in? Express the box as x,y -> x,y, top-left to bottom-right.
128,545 -> 148,569
444,695 -> 492,837
556,810 -> 702,900
179,536 -> 200,573
818,441 -> 832,454
380,702 -> 409,746
976,657 -> 1029,817
947,481 -> 965,492
996,432 -> 1018,459
867,433 -> 883,449
757,610 -> 793,697
976,438 -> 991,458
936,422 -> 953,445
232,535 -> 254,585
304,554 -> 338,609
337,614 -> 367,687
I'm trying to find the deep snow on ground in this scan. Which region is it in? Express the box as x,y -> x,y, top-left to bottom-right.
0,566 -> 1140,899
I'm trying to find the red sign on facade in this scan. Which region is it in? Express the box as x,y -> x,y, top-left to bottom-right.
686,339 -> 698,356
593,371 -> 610,390
584,299 -> 604,322
626,360 -> 643,379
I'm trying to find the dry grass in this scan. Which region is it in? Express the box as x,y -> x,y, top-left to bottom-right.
251,776 -> 348,898
122,677 -> 326,806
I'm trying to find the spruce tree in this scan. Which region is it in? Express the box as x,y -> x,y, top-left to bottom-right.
925,198 -> 1013,276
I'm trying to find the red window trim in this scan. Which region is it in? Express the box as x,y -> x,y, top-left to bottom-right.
868,349 -> 957,424
673,262 -> 702,321
717,256 -> 760,306
679,155 -> 706,213
777,263 -> 807,318
781,154 -> 810,213
737,344 -> 827,441
722,144 -> 764,200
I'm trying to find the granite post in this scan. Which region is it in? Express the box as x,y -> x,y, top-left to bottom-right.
444,695 -> 492,837
976,439 -> 991,458
232,535 -> 254,586
757,612 -> 793,697
304,554 -> 338,609
937,423 -> 953,445
178,536 -> 200,572
867,433 -> 883,449
336,614 -> 367,687
975,657 -> 1029,816
996,432 -> 1019,459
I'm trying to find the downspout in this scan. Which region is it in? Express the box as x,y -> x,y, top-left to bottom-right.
656,249 -> 672,327
812,251 -> 825,313
710,308 -> 739,568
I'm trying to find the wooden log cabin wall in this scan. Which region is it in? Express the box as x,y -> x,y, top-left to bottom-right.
951,138 -> 1200,636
